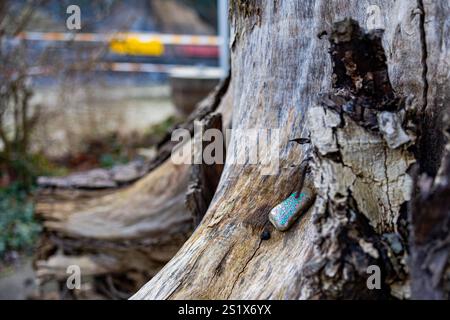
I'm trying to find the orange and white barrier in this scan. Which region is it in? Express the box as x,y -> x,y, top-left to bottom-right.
100,62 -> 175,73
27,62 -> 223,75
101,63 -> 223,76
17,32 -> 221,46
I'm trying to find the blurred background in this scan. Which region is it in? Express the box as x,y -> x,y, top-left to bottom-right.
0,0 -> 228,299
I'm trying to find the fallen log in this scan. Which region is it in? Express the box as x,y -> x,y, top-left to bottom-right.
34,76 -> 231,299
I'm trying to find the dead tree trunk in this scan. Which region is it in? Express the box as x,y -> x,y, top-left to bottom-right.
131,0 -> 449,300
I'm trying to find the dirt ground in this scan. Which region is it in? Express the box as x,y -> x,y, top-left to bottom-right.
0,259 -> 37,300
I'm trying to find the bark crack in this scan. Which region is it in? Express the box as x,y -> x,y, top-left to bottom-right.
417,0 -> 429,113
383,146 -> 394,217
227,237 -> 263,298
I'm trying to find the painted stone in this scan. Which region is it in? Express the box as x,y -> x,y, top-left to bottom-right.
269,187 -> 315,231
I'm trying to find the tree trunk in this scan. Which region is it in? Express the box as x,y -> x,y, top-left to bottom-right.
131,0 -> 449,300
409,111 -> 450,299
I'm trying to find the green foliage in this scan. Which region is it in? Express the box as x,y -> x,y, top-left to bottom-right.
96,134 -> 128,169
1,152 -> 68,191
0,153 -> 67,260
27,153 -> 69,177
99,153 -> 127,169
0,182 -> 42,259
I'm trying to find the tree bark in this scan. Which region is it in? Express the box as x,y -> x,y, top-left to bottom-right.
408,0 -> 450,299
132,0 -> 449,300
409,110 -> 450,299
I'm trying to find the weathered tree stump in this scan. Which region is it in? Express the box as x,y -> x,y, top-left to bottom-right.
132,0 -> 449,300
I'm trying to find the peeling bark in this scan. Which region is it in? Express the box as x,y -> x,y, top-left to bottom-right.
296,19 -> 414,300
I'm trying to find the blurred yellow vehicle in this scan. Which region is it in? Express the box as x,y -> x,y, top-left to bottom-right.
109,35 -> 164,56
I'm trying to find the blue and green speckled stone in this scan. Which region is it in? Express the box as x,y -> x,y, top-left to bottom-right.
269,187 -> 315,231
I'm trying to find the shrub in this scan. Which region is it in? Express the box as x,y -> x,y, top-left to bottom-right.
0,182 -> 42,259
